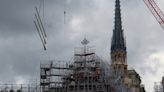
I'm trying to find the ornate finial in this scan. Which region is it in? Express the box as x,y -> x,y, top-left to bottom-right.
81,38 -> 89,45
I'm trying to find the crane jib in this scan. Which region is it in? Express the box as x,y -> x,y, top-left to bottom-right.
144,0 -> 164,30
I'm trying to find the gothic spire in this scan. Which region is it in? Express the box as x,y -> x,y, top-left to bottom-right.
111,0 -> 126,53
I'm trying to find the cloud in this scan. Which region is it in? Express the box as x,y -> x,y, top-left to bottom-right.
0,0 -> 164,92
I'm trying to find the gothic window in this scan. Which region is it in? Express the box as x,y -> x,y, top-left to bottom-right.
115,55 -> 117,61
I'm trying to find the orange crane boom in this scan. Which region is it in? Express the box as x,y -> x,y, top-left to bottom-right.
143,0 -> 164,30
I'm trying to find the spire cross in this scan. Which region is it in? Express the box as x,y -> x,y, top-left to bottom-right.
81,38 -> 89,46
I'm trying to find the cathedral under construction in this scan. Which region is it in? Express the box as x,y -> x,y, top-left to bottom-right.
39,0 -> 146,92
0,0 -> 149,92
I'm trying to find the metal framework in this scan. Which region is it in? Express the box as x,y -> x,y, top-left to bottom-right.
40,39 -> 130,92
143,0 -> 164,30
0,83 -> 40,92
40,60 -> 71,92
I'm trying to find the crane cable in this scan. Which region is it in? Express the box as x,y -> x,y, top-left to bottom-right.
34,0 -> 47,50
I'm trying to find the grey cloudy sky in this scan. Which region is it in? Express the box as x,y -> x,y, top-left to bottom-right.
0,0 -> 164,91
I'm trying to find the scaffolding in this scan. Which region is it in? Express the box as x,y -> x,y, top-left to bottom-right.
40,39 -> 130,92
40,60 -> 72,92
0,83 -> 40,92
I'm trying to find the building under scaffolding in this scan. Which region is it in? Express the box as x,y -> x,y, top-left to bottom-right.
39,0 -> 146,91
40,38 -> 130,92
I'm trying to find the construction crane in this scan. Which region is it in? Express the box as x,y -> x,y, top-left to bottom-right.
143,0 -> 164,30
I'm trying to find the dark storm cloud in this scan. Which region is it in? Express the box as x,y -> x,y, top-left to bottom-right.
0,0 -> 164,92
0,0 -> 97,37
0,0 -> 98,83
0,0 -> 37,37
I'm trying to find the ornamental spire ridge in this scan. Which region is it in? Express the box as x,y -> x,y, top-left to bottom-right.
111,0 -> 126,52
